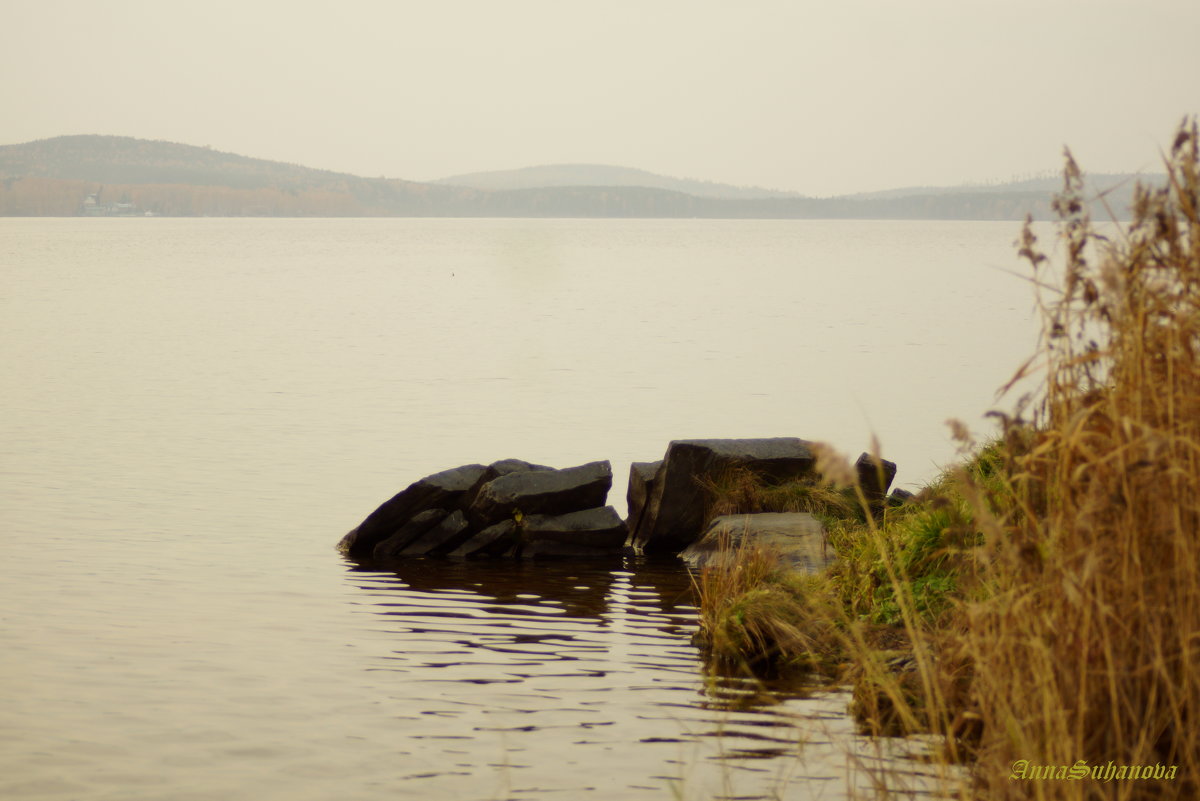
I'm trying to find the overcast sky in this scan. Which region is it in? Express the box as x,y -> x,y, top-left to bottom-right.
3,0 -> 1197,196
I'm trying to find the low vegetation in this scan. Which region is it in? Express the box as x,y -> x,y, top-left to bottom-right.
694,119 -> 1200,799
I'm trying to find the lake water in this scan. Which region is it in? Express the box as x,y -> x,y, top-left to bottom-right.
0,218 -> 1036,800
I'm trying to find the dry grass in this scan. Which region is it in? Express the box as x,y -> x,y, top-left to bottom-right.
695,120 -> 1200,799
692,531 -> 843,676
699,464 -> 863,527
939,119 -> 1200,799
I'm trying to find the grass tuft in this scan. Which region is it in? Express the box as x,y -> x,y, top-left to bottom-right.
692,532 -> 844,676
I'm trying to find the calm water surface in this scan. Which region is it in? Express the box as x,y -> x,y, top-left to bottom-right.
0,218 -> 1031,799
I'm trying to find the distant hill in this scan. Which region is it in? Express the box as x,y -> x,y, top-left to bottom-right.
1,134 -> 354,188
0,134 -> 1156,220
850,173 -> 1163,201
434,164 -> 803,200
0,135 -> 468,216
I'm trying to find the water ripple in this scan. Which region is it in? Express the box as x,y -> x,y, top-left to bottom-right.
334,557 -> 951,800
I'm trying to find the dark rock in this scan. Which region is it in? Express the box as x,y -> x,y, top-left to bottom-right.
460,458 -> 555,513
888,488 -> 915,506
372,508 -> 450,561
624,460 -> 663,545
398,510 -> 472,557
468,460 -> 612,528
679,512 -> 832,573
855,452 -> 898,503
522,506 -> 629,552
447,519 -> 520,559
633,438 -> 816,555
341,464 -> 487,558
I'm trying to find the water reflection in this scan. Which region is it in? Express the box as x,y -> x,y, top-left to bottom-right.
341,557 -> 947,800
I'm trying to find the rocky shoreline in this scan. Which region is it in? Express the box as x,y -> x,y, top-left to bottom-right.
338,437 -> 901,566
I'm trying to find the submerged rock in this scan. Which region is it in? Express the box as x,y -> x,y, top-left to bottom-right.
679,512 -> 832,573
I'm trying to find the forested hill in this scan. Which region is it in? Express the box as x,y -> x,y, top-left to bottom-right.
0,135 -> 1151,219
0,135 -> 465,216
433,164 -> 803,199
2,134 -> 354,188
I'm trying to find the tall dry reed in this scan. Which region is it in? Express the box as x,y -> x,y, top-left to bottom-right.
946,119 -> 1200,799
693,121 -> 1200,800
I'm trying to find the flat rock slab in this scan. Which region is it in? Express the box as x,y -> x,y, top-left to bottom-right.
461,458 -> 555,512
679,512 -> 833,573
468,460 -> 612,527
522,506 -> 629,552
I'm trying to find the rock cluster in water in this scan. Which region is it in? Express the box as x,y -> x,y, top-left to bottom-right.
338,459 -> 626,562
338,438 -> 901,564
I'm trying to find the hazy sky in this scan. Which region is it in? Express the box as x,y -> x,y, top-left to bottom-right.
4,0 -> 1197,196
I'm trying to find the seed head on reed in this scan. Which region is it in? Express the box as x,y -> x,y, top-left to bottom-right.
812,441 -> 859,490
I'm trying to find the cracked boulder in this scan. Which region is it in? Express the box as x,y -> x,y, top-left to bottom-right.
629,438 -> 817,555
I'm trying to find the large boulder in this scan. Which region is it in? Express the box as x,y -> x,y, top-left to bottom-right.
467,460 -> 612,529
339,464 -> 487,558
679,512 -> 833,573
520,506 -> 629,558
630,438 -> 816,555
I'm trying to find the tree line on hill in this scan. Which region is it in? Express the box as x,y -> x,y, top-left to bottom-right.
0,135 -> 1151,220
